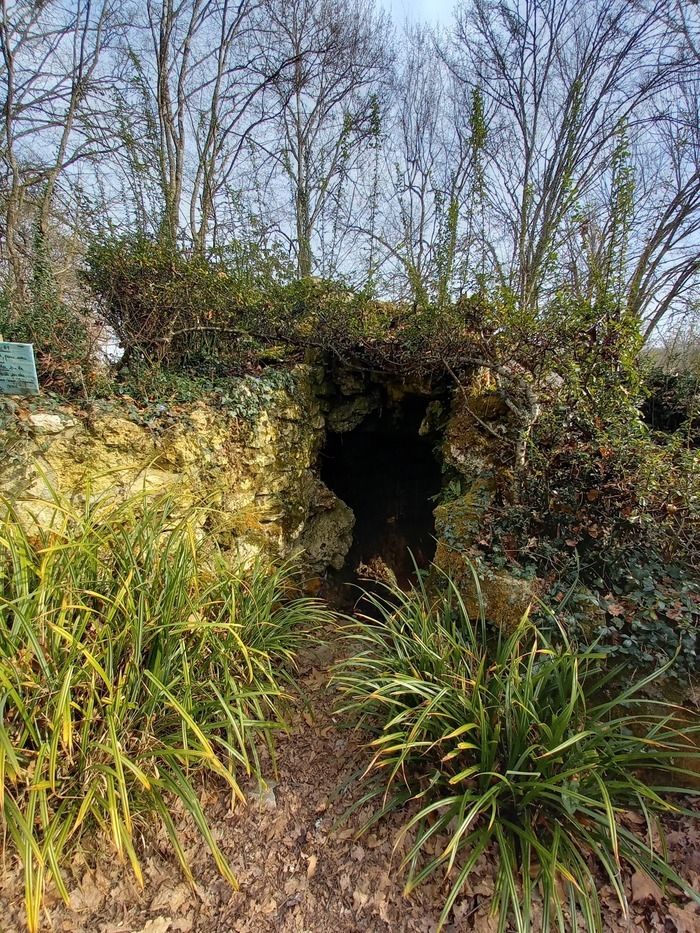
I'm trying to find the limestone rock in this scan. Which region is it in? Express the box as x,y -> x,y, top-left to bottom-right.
433,544 -> 538,630
418,399 -> 445,437
299,480 -> 354,571
441,369 -> 510,478
432,370 -> 538,629
471,566 -> 538,630
28,412 -> 72,435
325,393 -> 379,433
0,365 -> 351,574
434,482 -> 495,553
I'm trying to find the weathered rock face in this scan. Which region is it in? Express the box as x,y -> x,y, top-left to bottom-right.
318,364 -> 444,434
322,368 -> 381,433
0,365 -> 354,571
432,368 -> 541,628
433,369 -> 506,559
1,360 -> 538,620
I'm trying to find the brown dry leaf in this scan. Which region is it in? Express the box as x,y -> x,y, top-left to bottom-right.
630,870 -> 662,904
171,920 -> 194,933
377,896 -> 393,923
352,888 -> 370,912
668,902 -> 700,933
471,876 -> 495,897
472,907 -> 500,932
306,855 -> 318,879
283,877 -> 298,896
136,918 -> 172,933
621,809 -> 647,829
150,884 -> 191,914
69,874 -> 105,913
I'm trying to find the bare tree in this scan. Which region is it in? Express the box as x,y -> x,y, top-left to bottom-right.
373,24 -> 475,304
101,0 -> 307,252
4,0 -> 697,339
141,0 -> 218,245
0,0 -> 118,299
447,0 -> 689,317
253,0 -> 391,277
657,0 -> 700,64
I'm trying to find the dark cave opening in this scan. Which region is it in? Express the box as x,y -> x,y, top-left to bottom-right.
320,394 -> 443,589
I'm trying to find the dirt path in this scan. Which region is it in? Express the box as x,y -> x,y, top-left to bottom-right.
1,640 -> 699,933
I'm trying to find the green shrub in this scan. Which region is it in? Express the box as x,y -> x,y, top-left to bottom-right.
478,381 -> 700,677
83,235 -> 295,371
642,365 -> 700,443
0,254 -> 97,397
83,235 -> 490,377
0,490 -> 331,932
334,576 -> 700,932
499,416 -> 699,570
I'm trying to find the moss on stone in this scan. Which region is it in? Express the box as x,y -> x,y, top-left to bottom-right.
434,480 -> 496,552
431,369 -> 541,630
0,364 -> 353,572
433,544 -> 538,630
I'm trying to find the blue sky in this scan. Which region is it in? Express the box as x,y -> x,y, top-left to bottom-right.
382,0 -> 456,25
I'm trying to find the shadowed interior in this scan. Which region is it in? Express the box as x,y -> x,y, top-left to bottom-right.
321,395 -> 442,590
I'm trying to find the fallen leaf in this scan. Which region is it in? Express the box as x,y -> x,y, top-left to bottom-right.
606,601 -> 626,617
668,902 -> 700,933
150,884 -> 190,914
472,907 -> 500,932
631,870 -> 662,904
69,875 -> 105,913
171,919 -> 194,933
136,919 -> 172,933
353,888 -> 369,911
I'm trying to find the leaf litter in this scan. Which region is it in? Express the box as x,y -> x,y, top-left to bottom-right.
0,639 -> 698,933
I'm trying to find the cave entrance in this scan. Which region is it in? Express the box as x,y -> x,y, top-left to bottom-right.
321,394 -> 442,590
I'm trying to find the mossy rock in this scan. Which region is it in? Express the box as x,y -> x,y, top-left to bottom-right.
433,544 -> 539,631
0,365 -> 349,574
434,480 -> 496,552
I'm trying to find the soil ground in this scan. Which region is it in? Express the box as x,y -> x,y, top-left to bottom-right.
1,639 -> 699,933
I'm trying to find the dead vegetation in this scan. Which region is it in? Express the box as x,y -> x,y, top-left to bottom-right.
1,639 -> 698,933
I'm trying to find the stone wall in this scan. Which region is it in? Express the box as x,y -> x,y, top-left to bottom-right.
0,365 -> 354,571
0,360 -> 536,625
432,369 -> 539,628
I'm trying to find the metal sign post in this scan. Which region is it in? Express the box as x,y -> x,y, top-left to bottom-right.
0,342 -> 40,395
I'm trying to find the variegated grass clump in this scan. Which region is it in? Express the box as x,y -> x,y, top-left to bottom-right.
0,490 -> 330,931
334,575 -> 700,932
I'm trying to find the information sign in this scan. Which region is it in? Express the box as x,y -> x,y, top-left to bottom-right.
0,342 -> 40,395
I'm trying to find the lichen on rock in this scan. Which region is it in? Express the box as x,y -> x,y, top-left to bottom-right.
432,368 -> 542,630
0,364 -> 354,572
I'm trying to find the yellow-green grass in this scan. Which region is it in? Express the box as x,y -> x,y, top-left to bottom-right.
334,573 -> 700,932
0,490 -> 331,931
